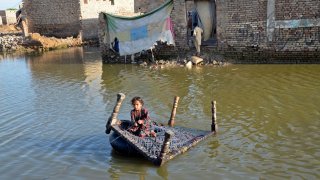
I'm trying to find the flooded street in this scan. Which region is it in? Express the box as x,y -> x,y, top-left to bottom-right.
0,47 -> 319,179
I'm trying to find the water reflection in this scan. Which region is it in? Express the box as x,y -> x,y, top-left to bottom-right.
1,48 -> 319,179
107,150 -> 170,180
108,151 -> 150,180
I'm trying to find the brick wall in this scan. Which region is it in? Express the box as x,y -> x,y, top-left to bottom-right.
98,12 -> 109,60
134,0 -> 188,54
23,0 -> 138,40
185,1 -> 195,13
23,0 -> 81,38
275,0 -> 320,20
216,0 -> 320,62
100,0 -> 320,63
152,0 -> 190,55
134,0 -> 166,13
171,0 -> 188,50
80,0 -> 137,40
216,0 -> 267,49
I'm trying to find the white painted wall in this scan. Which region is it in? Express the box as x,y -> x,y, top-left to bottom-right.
79,0 -> 138,40
80,0 -> 136,19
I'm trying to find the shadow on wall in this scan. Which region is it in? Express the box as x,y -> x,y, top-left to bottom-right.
81,18 -> 100,41
27,18 -> 99,41
29,21 -> 81,39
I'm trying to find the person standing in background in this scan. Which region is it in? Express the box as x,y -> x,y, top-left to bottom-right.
193,24 -> 203,56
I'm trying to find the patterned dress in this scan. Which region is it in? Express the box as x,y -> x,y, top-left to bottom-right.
128,108 -> 151,137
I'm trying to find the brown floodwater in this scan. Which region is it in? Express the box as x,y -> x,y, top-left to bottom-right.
0,47 -> 319,179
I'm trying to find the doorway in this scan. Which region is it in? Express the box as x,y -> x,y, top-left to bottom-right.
188,0 -> 217,46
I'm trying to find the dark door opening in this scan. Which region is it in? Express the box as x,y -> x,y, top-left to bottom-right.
187,0 -> 217,47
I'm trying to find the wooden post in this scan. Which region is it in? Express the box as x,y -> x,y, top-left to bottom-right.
211,101 -> 218,132
156,130 -> 173,166
168,96 -> 180,127
105,93 -> 126,134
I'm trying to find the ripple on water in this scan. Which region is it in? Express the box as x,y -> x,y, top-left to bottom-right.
1,51 -> 320,179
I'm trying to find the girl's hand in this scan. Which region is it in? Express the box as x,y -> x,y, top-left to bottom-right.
137,120 -> 144,124
134,122 -> 138,126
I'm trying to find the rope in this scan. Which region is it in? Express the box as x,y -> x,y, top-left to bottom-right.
109,123 -> 161,144
109,123 -> 134,144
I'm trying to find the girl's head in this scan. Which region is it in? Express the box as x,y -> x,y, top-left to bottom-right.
131,97 -> 144,111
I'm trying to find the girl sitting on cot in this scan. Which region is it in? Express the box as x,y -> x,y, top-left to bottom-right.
128,97 -> 156,138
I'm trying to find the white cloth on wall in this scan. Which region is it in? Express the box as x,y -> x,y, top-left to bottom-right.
193,26 -> 203,53
105,0 -> 175,56
193,26 -> 203,45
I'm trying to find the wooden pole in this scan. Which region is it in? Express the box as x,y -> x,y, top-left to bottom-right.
168,96 -> 180,127
211,101 -> 218,133
156,130 -> 173,166
105,93 -> 126,134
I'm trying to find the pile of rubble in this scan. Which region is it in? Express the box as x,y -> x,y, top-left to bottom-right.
0,33 -> 83,53
138,55 -> 230,70
0,25 -> 83,53
0,35 -> 24,52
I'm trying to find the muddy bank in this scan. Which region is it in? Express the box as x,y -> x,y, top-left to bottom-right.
0,25 -> 87,53
0,33 -> 83,53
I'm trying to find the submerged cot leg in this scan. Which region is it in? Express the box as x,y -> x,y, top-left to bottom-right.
211,100 -> 218,133
106,93 -> 126,134
155,130 -> 173,166
168,96 -> 180,127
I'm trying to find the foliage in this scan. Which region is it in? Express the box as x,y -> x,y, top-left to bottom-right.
6,8 -> 18,11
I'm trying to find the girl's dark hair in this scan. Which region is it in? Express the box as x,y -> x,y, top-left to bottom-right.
131,96 -> 144,106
